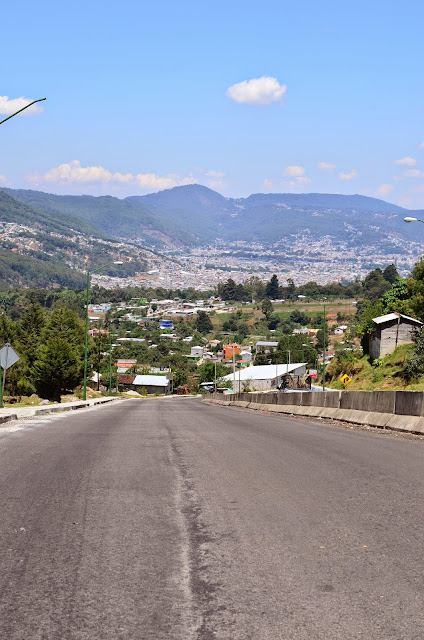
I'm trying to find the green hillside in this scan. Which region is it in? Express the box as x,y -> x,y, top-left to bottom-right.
5,189 -> 197,247
0,247 -> 85,289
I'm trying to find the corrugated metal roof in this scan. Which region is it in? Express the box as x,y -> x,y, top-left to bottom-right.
256,341 -> 279,347
133,375 -> 170,387
222,364 -> 306,382
373,313 -> 423,325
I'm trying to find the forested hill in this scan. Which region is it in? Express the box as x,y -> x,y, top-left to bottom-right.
3,188 -> 197,247
0,248 -> 86,289
131,185 -> 414,245
0,189 -> 98,237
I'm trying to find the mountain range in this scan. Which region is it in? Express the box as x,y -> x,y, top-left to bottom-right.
4,185 -> 421,250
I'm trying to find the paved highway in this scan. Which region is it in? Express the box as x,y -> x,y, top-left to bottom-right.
0,398 -> 423,639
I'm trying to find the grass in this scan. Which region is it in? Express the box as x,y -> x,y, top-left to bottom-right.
211,299 -> 357,332
327,343 -> 424,391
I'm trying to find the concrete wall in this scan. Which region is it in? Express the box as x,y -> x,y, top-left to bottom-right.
394,391 -> 424,416
212,389 -> 423,416
340,391 -> 395,414
205,390 -> 424,435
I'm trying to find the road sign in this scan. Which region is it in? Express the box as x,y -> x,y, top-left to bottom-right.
309,369 -> 318,379
0,343 -> 20,370
339,373 -> 352,386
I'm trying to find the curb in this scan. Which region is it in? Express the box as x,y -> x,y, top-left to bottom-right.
0,414 -> 18,424
0,396 -> 123,422
203,398 -> 424,436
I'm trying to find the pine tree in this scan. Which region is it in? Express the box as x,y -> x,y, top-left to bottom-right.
33,338 -> 81,402
265,274 -> 279,299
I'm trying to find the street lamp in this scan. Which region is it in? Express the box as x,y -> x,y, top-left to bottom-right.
0,98 -> 46,126
83,261 -> 123,400
404,217 -> 424,224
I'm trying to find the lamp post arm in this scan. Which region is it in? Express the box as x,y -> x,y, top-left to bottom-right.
0,98 -> 46,126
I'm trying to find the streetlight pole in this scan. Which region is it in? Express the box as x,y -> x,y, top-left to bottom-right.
0,98 -> 46,126
109,330 -> 113,396
322,303 -> 326,392
83,261 -> 123,400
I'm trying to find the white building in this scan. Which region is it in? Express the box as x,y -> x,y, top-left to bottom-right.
222,363 -> 307,393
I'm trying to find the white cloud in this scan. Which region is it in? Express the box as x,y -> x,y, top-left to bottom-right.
376,184 -> 394,196
338,169 -> 358,181
419,142 -> 424,149
295,176 -> 312,185
394,157 -> 416,166
263,179 -> 274,191
226,76 -> 287,106
283,165 -> 305,177
317,162 -> 336,172
30,160 -> 197,192
207,179 -> 226,190
404,169 -> 424,178
0,173 -> 11,186
0,96 -> 44,116
205,170 -> 225,178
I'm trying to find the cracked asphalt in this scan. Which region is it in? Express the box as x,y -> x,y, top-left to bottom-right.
0,398 -> 423,639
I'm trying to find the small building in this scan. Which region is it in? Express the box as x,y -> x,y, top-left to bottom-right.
191,345 -> 204,358
240,350 -> 252,363
255,341 -> 278,353
369,313 -> 423,359
222,363 -> 307,393
159,319 -> 174,330
118,373 -> 173,394
334,325 -> 348,335
132,374 -> 173,395
115,359 -> 137,373
223,343 -> 241,360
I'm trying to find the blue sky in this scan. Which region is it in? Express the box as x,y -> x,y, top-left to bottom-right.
1,0 -> 424,208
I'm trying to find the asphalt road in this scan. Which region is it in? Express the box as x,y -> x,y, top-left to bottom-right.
0,398 -> 423,639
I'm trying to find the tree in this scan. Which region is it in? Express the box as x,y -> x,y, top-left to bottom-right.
383,263 -> 399,285
265,274 -> 279,299
219,278 -> 237,301
401,327 -> 424,382
380,278 -> 411,315
33,338 -> 82,402
362,268 -> 391,303
289,310 -> 309,325
286,279 -> 296,300
43,306 -> 85,349
0,313 -> 17,344
197,361 -> 229,384
261,298 -> 274,319
18,301 -> 46,368
195,311 -> 213,334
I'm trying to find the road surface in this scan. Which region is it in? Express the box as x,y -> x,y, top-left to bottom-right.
0,398 -> 423,639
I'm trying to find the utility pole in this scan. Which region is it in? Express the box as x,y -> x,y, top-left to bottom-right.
322,303 -> 326,392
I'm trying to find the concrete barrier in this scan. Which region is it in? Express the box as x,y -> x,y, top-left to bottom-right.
340,391 -> 395,414
324,391 -> 342,408
277,392 -> 302,406
394,391 -> 424,416
203,391 -> 424,435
